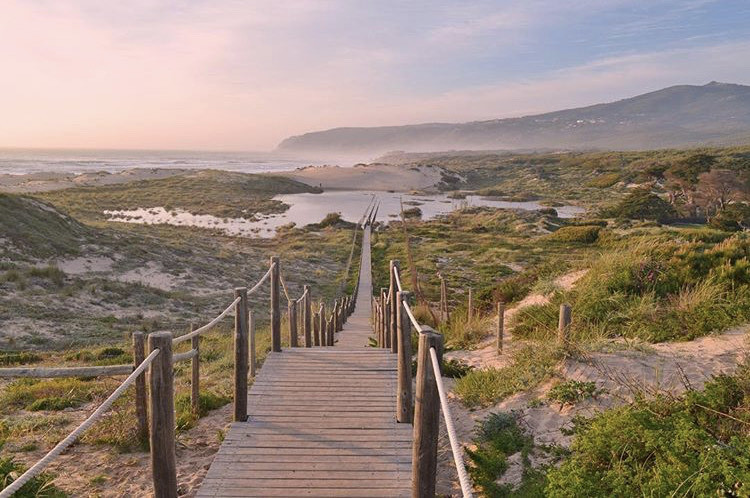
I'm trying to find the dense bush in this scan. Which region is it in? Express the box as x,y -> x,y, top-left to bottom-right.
710,203 -> 750,231
467,412 -> 534,496
547,225 -> 601,244
605,189 -> 677,222
546,362 -> 750,497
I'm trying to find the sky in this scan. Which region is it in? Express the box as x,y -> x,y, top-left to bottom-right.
1,0 -> 749,151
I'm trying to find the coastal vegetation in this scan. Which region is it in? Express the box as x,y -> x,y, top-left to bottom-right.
1,145 -> 749,496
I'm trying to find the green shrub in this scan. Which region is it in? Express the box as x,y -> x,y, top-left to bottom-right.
545,363 -> 750,497
27,397 -> 80,412
28,266 -> 65,287
402,207 -> 422,219
585,173 -> 621,188
710,203 -> 750,231
0,352 -> 41,366
0,457 -> 66,497
547,380 -> 598,406
0,378 -> 107,412
441,358 -> 473,378
175,391 -> 230,430
467,412 -> 535,496
606,189 -> 677,222
547,226 -> 601,244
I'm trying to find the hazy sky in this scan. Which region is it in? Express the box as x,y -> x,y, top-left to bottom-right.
1,0 -> 749,151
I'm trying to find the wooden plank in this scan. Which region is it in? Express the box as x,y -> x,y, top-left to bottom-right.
197,486 -> 410,497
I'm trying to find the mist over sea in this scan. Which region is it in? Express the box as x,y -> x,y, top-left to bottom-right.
0,148 -> 328,175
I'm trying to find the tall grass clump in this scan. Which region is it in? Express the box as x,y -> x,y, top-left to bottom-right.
513,232 -> 750,343
454,343 -> 561,407
0,457 -> 66,497
441,309 -> 493,350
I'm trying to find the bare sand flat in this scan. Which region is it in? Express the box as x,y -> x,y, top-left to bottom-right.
277,163 -> 448,192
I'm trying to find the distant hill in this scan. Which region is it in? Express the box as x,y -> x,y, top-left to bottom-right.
277,82 -> 750,156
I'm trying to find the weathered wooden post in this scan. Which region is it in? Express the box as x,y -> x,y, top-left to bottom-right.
338,299 -> 344,331
249,311 -> 256,377
191,330 -> 200,414
558,303 -> 572,345
328,317 -> 334,344
132,331 -> 148,442
381,288 -> 389,349
496,302 -> 505,354
467,287 -> 473,323
288,301 -> 298,347
375,298 -> 382,345
319,304 -> 326,347
396,291 -> 413,423
234,287 -> 249,421
390,260 -> 400,354
270,257 -> 281,352
440,276 -> 450,323
304,285 -> 312,346
148,331 -> 176,498
312,311 -> 320,346
332,300 -> 340,333
412,328 -> 443,498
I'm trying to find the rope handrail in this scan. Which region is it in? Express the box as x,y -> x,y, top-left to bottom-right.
429,347 -> 474,498
279,273 -> 293,303
295,287 -> 308,304
173,296 -> 241,345
402,300 -> 424,333
173,262 -> 275,346
0,349 -> 161,498
247,263 -> 274,296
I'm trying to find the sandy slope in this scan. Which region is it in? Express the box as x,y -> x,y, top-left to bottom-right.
276,163 -> 449,191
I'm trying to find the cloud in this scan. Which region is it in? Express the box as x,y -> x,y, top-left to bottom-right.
0,0 -> 747,150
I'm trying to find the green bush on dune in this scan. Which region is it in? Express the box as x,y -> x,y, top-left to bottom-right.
546,361 -> 750,497
513,232 -> 750,342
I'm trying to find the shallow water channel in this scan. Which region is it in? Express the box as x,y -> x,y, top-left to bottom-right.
104,190 -> 585,238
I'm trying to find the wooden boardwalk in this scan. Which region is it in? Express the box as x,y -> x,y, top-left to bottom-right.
198,227 -> 412,497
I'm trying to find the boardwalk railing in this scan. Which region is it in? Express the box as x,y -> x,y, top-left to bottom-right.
0,250 -> 359,498
374,262 -> 474,498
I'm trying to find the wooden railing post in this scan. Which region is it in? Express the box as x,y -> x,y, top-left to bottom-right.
327,317 -> 334,344
312,311 -> 320,346
132,331 -> 148,442
396,291 -> 413,423
288,301 -> 298,347
304,285 -> 312,346
412,328 -> 443,498
390,260 -> 400,354
381,288 -> 389,349
558,303 -> 572,345
497,302 -> 505,354
319,304 -> 326,347
234,287 -> 249,421
191,331 -> 200,414
439,274 -> 447,323
270,257 -> 281,352
249,311 -> 256,377
332,301 -> 339,335
148,331 -> 177,498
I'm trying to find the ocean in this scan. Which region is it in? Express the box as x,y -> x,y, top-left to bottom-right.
0,148 -> 328,176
